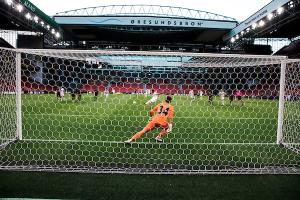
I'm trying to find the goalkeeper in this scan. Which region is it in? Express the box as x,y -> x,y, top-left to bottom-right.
125,96 -> 174,143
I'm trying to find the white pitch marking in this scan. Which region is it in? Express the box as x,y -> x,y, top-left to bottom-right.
23,113 -> 276,120
21,139 -> 300,146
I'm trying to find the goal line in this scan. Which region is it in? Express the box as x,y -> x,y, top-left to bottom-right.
23,113 -> 276,120
19,138 -> 300,146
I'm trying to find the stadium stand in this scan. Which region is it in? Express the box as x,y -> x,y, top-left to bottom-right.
275,39 -> 300,58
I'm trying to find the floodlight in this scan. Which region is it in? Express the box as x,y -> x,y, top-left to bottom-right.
55,32 -> 61,38
16,4 -> 23,12
267,13 -> 273,20
277,7 -> 284,15
259,20 -> 265,27
25,13 -> 31,20
288,1 -> 294,8
34,16 -> 39,23
252,23 -> 257,29
6,0 -> 13,6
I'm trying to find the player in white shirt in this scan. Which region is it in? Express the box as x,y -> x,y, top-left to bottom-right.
145,89 -> 151,97
104,88 -> 109,101
219,89 -> 226,106
145,90 -> 159,105
197,90 -> 203,99
60,87 -> 65,101
189,89 -> 195,102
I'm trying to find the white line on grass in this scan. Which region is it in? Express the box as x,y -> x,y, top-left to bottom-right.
23,113 -> 276,120
21,138 -> 300,145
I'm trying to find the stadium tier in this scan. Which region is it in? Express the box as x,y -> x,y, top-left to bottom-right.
23,81 -> 282,98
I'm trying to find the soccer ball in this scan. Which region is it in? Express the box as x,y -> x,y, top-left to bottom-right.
133,101 -> 137,104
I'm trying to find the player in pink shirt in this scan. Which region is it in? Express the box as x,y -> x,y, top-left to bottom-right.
234,90 -> 244,106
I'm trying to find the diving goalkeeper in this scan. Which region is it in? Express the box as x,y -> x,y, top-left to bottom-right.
125,96 -> 174,143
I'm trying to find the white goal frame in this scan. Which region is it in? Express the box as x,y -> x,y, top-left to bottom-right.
0,47 -> 299,174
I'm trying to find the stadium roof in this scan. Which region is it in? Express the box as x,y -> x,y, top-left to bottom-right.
1,0 -> 299,55
225,0 -> 300,42
0,0 -> 61,44
53,5 -> 238,45
55,5 -> 236,21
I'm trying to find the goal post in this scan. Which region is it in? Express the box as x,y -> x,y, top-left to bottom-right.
0,47 -> 299,174
16,51 -> 22,141
276,59 -> 286,145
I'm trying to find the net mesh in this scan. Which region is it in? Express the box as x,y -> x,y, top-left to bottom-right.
0,48 -> 17,149
282,61 -> 300,154
0,48 -> 299,174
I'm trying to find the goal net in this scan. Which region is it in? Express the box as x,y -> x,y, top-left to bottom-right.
0,48 -> 18,149
281,60 -> 300,154
0,48 -> 299,174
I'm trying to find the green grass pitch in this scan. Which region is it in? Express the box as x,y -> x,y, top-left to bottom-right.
1,93 -> 299,173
